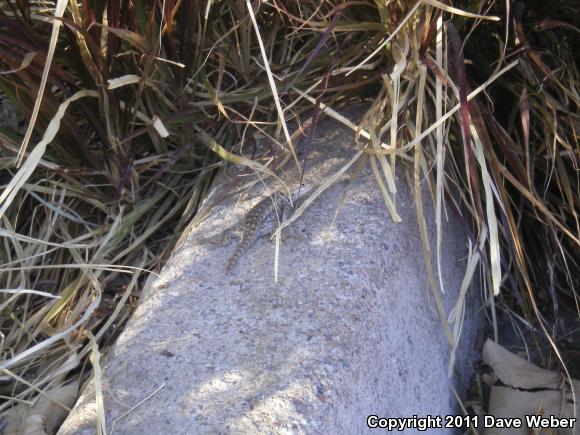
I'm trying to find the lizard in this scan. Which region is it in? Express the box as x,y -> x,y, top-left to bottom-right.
224,183 -> 315,273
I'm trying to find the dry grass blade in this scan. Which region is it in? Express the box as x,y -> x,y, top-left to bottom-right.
246,0 -> 300,172
17,0 -> 69,165
1,90 -> 97,218
413,64 -> 453,344
435,14 -> 446,295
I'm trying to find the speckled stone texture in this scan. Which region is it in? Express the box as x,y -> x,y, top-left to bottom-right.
59,108 -> 483,434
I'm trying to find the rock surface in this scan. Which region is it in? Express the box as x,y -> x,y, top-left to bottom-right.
59,108 -> 483,434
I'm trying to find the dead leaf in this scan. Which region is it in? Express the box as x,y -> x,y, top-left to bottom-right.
482,340 -> 579,435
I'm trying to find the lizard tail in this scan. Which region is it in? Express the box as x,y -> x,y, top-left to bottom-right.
225,249 -> 241,272
226,235 -> 252,272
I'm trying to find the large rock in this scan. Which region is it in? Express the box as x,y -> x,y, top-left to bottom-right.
59,108 -> 483,434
